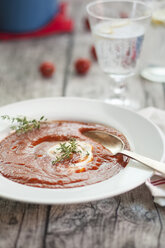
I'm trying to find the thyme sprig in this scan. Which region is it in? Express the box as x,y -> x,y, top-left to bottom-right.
52,138 -> 81,165
1,115 -> 47,133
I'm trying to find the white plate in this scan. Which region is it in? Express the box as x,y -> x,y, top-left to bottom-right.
0,97 -> 164,204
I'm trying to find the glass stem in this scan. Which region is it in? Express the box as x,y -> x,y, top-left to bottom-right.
110,76 -> 127,100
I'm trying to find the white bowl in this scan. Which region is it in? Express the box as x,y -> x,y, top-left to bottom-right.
0,97 -> 164,204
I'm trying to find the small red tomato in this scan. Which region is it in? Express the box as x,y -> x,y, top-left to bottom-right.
120,12 -> 129,18
75,58 -> 91,75
84,17 -> 91,31
39,62 -> 55,78
90,45 -> 97,61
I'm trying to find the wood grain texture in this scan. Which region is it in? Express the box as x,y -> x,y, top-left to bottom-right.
111,186 -> 161,248
0,200 -> 26,248
156,206 -> 165,248
0,0 -> 165,247
15,204 -> 49,248
0,35 -> 69,106
0,200 -> 49,248
45,185 -> 162,248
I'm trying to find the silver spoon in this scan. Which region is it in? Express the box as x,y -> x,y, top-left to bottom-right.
83,130 -> 165,175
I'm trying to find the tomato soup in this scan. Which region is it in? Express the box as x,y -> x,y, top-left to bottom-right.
0,121 -> 130,188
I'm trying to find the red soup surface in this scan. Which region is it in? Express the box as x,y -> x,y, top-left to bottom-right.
0,121 -> 130,188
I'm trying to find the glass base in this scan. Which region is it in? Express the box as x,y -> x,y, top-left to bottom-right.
104,97 -> 142,111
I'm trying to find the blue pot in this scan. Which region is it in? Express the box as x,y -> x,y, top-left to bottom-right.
0,0 -> 59,33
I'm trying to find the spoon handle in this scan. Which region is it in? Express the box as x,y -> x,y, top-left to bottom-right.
121,150 -> 165,175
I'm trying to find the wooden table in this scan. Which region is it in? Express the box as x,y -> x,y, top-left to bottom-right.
0,1 -> 165,247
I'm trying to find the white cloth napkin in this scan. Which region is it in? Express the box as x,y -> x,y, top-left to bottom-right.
139,107 -> 165,206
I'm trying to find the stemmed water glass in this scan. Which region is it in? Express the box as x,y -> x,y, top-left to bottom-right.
87,0 -> 152,110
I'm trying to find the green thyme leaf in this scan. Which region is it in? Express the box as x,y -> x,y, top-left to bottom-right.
1,115 -> 47,133
52,138 -> 81,165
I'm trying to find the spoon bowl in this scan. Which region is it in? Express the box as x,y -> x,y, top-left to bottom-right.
84,130 -> 165,175
83,130 -> 124,155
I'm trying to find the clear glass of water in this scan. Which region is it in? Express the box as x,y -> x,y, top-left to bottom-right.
141,0 -> 165,83
87,0 -> 152,110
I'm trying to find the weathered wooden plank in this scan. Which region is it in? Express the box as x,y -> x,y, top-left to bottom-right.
46,185 -> 162,248
15,204 -> 49,248
0,35 -> 69,106
111,185 -> 161,248
156,206 -> 165,248
0,200 -> 26,248
0,200 -> 49,248
46,199 -> 119,248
